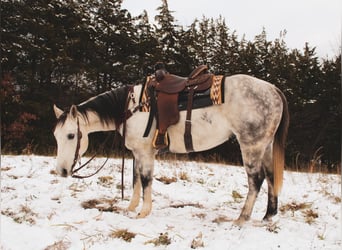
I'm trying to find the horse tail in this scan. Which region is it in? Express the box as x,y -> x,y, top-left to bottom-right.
273,88 -> 290,196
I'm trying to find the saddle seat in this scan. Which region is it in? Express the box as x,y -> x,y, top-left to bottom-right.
155,65 -> 213,94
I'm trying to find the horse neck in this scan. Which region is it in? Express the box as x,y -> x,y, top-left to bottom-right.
80,111 -> 116,133
77,87 -> 132,134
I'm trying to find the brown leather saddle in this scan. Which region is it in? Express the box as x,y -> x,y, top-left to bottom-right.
145,64 -> 214,152
155,65 -> 213,93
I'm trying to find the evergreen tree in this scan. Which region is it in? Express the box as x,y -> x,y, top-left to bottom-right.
154,0 -> 183,73
1,1 -> 340,168
90,0 -> 136,91
130,10 -> 160,79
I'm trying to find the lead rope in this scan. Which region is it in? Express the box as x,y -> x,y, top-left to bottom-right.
121,86 -> 135,199
71,131 -> 114,178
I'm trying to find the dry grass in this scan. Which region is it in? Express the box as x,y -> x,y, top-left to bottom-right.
279,201 -> 312,214
97,176 -> 114,187
145,232 -> 171,246
291,149 -> 340,174
333,196 -> 341,203
191,232 -> 204,249
81,198 -> 121,213
179,171 -> 190,181
302,209 -> 319,224
212,215 -> 231,224
231,190 -> 243,202
1,186 -> 16,192
193,213 -> 207,219
109,229 -> 136,242
2,205 -> 37,225
1,166 -> 11,171
44,240 -> 70,250
279,201 -> 319,224
266,222 -> 281,233
170,203 -> 203,209
50,169 -> 58,175
156,176 -> 177,184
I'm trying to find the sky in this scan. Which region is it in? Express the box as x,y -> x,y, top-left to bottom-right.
121,0 -> 341,59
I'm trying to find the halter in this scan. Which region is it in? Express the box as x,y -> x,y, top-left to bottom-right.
70,117 -> 82,174
70,116 -> 103,179
69,86 -> 145,198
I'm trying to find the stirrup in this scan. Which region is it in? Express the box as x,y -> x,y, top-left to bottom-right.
152,130 -> 168,150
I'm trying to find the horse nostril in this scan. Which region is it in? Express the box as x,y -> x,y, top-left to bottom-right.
61,168 -> 68,177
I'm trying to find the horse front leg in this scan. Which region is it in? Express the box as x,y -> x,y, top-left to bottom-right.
128,151 -> 154,218
127,160 -> 141,212
137,167 -> 153,218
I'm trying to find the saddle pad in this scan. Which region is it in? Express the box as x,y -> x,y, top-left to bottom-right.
139,75 -> 224,112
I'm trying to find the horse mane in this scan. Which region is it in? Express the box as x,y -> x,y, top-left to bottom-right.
56,86 -> 130,129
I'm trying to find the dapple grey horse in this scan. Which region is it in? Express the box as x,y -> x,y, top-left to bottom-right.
53,74 -> 289,225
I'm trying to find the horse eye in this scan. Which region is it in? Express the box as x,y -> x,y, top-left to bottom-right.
67,134 -> 75,140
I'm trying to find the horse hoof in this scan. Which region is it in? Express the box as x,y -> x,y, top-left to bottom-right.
127,205 -> 136,212
233,219 -> 244,227
136,209 -> 151,219
233,215 -> 250,227
136,212 -> 146,219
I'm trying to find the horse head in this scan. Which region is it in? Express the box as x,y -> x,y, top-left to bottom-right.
53,105 -> 89,177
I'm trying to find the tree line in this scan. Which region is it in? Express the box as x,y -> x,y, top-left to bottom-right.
1,0 -> 341,171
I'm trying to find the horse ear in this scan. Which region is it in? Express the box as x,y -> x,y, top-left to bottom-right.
53,104 -> 64,119
69,105 -> 78,119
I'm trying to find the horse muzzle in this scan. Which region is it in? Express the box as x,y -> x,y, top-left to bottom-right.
56,166 -> 70,177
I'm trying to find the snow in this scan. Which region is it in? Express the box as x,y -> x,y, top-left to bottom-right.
1,155 -> 341,249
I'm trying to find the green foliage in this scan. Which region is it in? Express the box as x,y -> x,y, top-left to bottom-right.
1,0 -> 340,170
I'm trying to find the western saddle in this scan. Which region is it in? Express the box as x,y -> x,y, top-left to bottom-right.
146,63 -> 214,152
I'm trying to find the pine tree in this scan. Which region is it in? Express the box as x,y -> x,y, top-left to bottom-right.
154,0 -> 182,73
130,10 -> 160,79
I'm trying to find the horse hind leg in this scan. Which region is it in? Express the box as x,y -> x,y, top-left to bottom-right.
262,145 -> 278,221
235,147 -> 266,226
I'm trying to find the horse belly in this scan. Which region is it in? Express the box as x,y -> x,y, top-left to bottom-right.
168,105 -> 231,153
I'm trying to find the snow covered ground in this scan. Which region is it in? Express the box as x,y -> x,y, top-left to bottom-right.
1,155 -> 341,249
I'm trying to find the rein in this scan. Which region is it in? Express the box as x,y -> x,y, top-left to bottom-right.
70,86 -> 143,199
70,117 -> 111,179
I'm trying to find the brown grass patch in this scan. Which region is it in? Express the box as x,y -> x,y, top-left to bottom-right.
179,171 -> 190,181
145,233 -> 171,246
232,190 -> 243,202
2,205 -> 37,224
279,201 -> 312,215
280,201 -> 319,224
191,232 -> 204,249
170,203 -> 203,209
50,169 -> 57,175
302,209 -> 319,224
44,240 -> 70,250
193,213 -> 207,219
156,176 -> 177,184
212,215 -> 232,224
333,196 -> 341,203
97,176 -> 114,187
81,198 -> 120,212
109,229 -> 136,242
